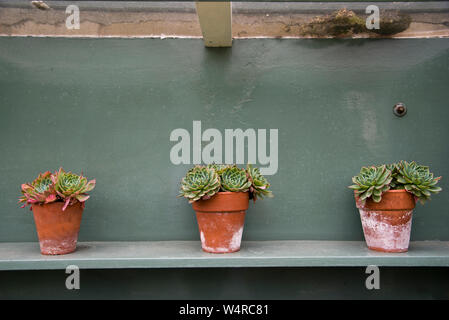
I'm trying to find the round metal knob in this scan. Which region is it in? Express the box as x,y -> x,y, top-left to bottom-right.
393,103 -> 407,117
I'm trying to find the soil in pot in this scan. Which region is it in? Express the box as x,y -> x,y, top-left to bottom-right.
355,190 -> 416,252
32,201 -> 83,255
192,192 -> 249,253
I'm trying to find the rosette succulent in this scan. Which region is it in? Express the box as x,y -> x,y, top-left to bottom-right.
179,164 -> 273,203
395,161 -> 442,203
386,163 -> 401,189
180,166 -> 221,203
206,164 -> 230,176
53,168 -> 96,210
246,164 -> 273,201
350,161 -> 442,204
19,171 -> 57,208
349,165 -> 392,203
19,168 -> 96,211
220,166 -> 251,192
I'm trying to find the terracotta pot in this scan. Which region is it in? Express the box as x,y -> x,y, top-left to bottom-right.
192,192 -> 249,253
32,202 -> 84,255
355,190 -> 416,253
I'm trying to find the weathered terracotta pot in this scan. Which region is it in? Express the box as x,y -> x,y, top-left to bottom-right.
32,202 -> 83,255
192,192 -> 249,253
355,190 -> 416,253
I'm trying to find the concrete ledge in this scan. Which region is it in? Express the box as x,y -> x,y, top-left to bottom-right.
1,1 -> 448,13
0,240 -> 448,270
1,1 -> 448,38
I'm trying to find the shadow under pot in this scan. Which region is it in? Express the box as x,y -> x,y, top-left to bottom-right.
355,190 -> 416,253
192,192 -> 249,253
32,202 -> 83,255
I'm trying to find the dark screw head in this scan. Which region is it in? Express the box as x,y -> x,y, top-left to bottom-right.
393,103 -> 407,117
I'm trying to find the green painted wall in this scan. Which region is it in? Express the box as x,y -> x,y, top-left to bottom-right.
0,38 -> 448,243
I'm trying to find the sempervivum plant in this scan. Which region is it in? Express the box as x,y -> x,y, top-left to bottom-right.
386,163 -> 400,189
350,161 -> 442,204
206,164 -> 230,175
349,165 -> 392,203
246,164 -> 273,201
53,168 -> 96,210
395,161 -> 442,203
19,168 -> 96,211
179,164 -> 273,203
220,166 -> 251,192
19,171 -> 57,208
180,166 -> 221,203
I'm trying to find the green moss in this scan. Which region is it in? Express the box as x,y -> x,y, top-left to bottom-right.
372,11 -> 412,35
299,9 -> 365,37
299,9 -> 411,38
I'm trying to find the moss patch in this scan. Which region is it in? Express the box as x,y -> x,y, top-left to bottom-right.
299,9 -> 411,37
372,11 -> 412,35
299,9 -> 365,37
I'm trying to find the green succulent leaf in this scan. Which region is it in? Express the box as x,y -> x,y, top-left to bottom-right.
206,163 -> 230,176
19,168 -> 95,210
352,161 -> 442,205
18,171 -> 56,208
53,168 -> 96,211
394,160 -> 442,203
179,166 -> 220,203
179,164 -> 273,203
246,164 -> 273,202
348,165 -> 392,204
220,166 -> 251,193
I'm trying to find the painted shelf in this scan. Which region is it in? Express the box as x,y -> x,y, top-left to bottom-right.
0,241 -> 448,270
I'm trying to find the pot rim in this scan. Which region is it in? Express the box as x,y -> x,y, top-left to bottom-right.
354,189 -> 410,194
32,201 -> 66,206
354,188 -> 416,210
31,201 -> 84,212
192,191 -> 249,212
215,191 -> 249,195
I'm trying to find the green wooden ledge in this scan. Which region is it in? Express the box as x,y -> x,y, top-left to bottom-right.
0,241 -> 448,270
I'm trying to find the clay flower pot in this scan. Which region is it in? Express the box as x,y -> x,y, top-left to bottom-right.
355,190 -> 416,252
31,201 -> 84,255
192,192 -> 249,253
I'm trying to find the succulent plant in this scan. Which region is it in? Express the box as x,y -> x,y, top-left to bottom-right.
19,168 -> 95,211
395,161 -> 442,203
349,165 -> 392,203
246,164 -> 273,201
206,163 -> 230,176
19,171 -> 57,208
220,166 -> 251,192
180,164 -> 273,203
180,166 -> 221,203
53,168 -> 96,211
386,163 -> 401,189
